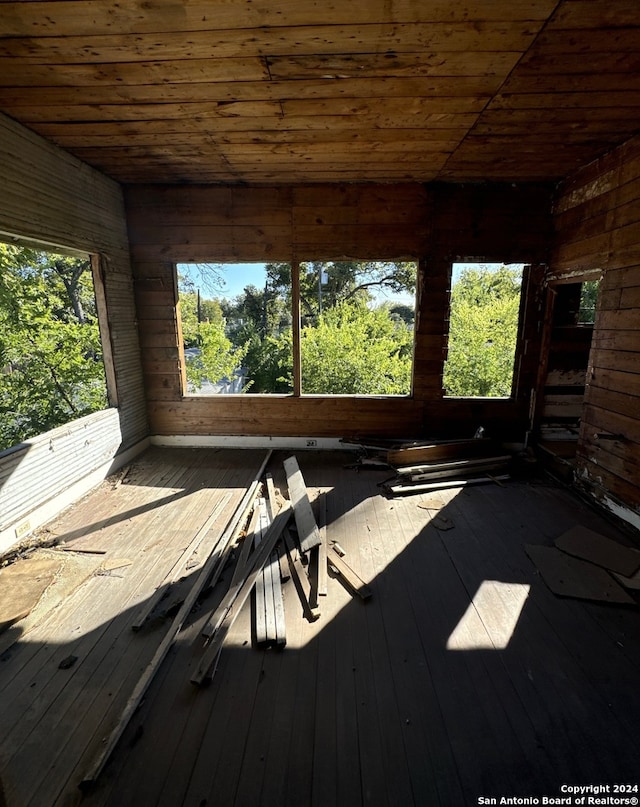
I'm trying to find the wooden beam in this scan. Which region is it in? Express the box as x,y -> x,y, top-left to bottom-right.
291,260 -> 302,397
283,528 -> 321,622
328,548 -> 372,600
283,456 -> 322,553
253,499 -> 269,647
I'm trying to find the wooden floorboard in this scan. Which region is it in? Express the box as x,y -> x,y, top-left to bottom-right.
0,449 -> 639,806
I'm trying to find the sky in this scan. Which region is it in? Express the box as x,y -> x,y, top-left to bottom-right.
177,262 -> 266,299
177,261 -> 525,306
177,261 -> 415,306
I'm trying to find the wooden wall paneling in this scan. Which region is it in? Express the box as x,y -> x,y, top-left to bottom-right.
0,110 -> 148,547
412,258 -> 448,401
551,134 -> 640,520
128,181 -> 552,440
91,255 -> 119,407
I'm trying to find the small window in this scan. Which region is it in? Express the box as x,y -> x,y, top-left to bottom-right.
298,260 -> 416,395
443,263 -> 525,398
0,242 -> 109,451
577,279 -> 599,324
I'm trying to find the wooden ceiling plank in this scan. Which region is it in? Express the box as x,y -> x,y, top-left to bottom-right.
0,22 -> 542,63
0,57 -> 271,87
516,51 -> 640,75
0,1 -> 558,38
265,52 -> 522,80
499,73 -> 640,95
44,128 -> 469,148
551,0 -> 640,29
0,52 -> 527,88
0,76 -> 506,107
32,112 -> 478,136
491,91 -> 640,110
5,97 -> 487,123
528,28 -> 640,55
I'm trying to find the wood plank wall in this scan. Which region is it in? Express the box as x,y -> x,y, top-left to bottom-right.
552,135 -> 640,518
0,111 -> 148,450
126,182 -> 552,440
0,111 -> 148,548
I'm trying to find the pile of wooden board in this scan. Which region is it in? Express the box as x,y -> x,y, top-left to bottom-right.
381,438 -> 512,495
81,451 -> 372,788
191,454 -> 371,684
525,524 -> 640,605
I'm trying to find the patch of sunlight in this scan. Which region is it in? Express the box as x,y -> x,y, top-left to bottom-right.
446,580 -> 530,651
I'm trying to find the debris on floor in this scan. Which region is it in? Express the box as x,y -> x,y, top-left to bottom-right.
525,544 -> 635,605
554,525 -> 640,577
384,438 -> 513,495
342,434 -> 514,494
82,450 -> 373,788
0,548 -> 105,651
525,524 -> 640,605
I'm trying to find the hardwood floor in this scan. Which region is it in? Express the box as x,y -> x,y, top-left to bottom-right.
0,448 -> 638,806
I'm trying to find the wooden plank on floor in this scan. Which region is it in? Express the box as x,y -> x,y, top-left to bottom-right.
80,452 -> 272,787
555,525 -> 640,576
283,528 -> 319,623
525,544 -> 635,604
328,547 -> 372,600
283,456 -> 322,553
193,502 -> 291,685
254,499 -> 268,647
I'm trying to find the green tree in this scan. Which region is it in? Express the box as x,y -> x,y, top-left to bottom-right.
300,300 -> 413,394
177,287 -> 246,391
443,265 -> 523,397
0,244 -> 108,450
266,261 -> 416,323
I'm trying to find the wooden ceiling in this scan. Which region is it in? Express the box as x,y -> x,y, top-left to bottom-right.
1,1 -> 639,185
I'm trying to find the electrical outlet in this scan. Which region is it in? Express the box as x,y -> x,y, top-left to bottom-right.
15,520 -> 31,540
306,439 -> 317,447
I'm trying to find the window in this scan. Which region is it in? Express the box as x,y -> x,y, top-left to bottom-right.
176,259 -> 417,396
177,262 -> 293,394
0,242 -> 109,451
298,260 -> 416,395
443,263 -> 525,398
577,279 -> 600,324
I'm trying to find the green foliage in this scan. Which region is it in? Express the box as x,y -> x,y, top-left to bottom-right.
578,280 -> 599,324
178,261 -> 416,396
300,301 -> 413,394
0,244 -> 108,451
241,326 -> 293,394
443,265 -> 523,397
183,319 -> 247,391
266,260 -> 416,323
178,289 -> 246,391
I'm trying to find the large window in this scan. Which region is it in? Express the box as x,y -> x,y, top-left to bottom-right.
443,263 -> 525,398
176,260 -> 416,396
0,243 -> 109,451
298,261 -> 416,395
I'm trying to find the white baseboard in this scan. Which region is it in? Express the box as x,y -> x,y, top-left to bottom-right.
150,435 -> 356,451
0,437 -> 150,556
